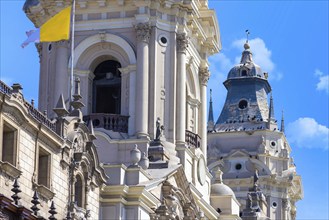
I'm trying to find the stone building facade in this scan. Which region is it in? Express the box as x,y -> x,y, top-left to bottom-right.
0,81 -> 107,219
0,0 -> 302,219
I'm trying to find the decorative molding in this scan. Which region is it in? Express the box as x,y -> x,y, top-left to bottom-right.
135,23 -> 151,43
177,33 -> 189,53
199,67 -> 210,86
33,183 -> 55,202
0,161 -> 22,180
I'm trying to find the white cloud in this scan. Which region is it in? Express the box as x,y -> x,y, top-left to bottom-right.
314,69 -> 329,94
286,117 -> 329,150
232,38 -> 282,81
208,53 -> 230,119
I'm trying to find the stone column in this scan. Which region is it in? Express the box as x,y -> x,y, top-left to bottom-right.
199,67 -> 210,160
54,41 -> 69,109
135,23 -> 151,138
176,33 -> 188,145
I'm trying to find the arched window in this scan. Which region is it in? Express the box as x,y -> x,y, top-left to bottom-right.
75,175 -> 84,208
92,60 -> 122,114
241,69 -> 247,76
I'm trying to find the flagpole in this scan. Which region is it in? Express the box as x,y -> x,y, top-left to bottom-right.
70,0 -> 76,103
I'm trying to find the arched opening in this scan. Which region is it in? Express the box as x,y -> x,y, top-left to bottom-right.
74,175 -> 84,208
92,60 -> 122,114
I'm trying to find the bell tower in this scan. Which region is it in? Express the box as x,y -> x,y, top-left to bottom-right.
24,0 -> 221,219
207,41 -> 303,219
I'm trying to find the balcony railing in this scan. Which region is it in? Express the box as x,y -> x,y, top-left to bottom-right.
185,130 -> 201,148
0,80 -> 12,95
0,80 -> 57,133
83,113 -> 129,133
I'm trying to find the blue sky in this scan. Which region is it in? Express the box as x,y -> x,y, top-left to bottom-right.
0,1 -> 328,219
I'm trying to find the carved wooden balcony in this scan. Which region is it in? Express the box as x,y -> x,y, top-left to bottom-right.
185,130 -> 201,148
83,113 -> 129,133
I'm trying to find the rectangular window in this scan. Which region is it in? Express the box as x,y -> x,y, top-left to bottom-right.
38,147 -> 51,188
1,123 -> 17,165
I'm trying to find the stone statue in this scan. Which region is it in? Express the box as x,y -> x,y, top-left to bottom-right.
155,117 -> 164,141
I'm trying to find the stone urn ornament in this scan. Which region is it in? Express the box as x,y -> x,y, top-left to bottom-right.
139,152 -> 149,170
130,144 -> 141,166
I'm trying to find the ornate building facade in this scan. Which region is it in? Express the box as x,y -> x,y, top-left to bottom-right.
207,42 -> 303,219
0,0 -> 302,219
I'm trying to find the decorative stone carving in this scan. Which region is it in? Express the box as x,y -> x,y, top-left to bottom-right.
135,23 -> 151,43
199,67 -> 210,86
153,181 -> 198,220
130,145 -> 141,166
282,198 -> 290,211
99,31 -> 106,42
73,133 -> 85,153
138,152 -> 149,170
177,33 -> 189,53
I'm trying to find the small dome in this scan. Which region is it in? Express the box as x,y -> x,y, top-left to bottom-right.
226,42 -> 267,80
211,183 -> 236,198
227,63 -> 265,80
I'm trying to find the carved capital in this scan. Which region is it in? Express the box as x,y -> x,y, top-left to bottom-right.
135,23 -> 151,43
282,198 -> 290,210
177,33 -> 189,53
199,67 -> 210,86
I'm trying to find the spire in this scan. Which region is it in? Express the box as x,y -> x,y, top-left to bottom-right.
207,89 -> 215,132
208,89 -> 214,123
53,94 -> 69,117
240,30 -> 253,64
281,110 -> 285,133
69,77 -> 85,119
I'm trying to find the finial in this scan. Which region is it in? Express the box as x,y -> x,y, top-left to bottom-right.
245,29 -> 250,43
281,110 -> 285,133
210,89 -> 212,101
244,30 -> 251,50
214,167 -> 223,184
11,178 -> 22,205
31,191 -> 40,215
53,94 -> 69,117
69,77 -> 85,118
48,201 -> 57,220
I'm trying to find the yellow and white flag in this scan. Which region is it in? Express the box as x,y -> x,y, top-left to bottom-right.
40,6 -> 72,42
22,6 -> 72,47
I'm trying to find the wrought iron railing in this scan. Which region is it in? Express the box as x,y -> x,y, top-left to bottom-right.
83,113 -> 129,133
185,130 -> 201,148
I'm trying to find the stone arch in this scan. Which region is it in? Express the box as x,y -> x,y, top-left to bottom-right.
70,34 -> 136,115
70,33 -> 136,69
